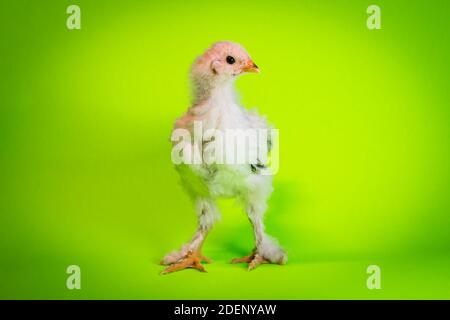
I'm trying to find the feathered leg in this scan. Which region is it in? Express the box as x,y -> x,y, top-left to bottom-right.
232,177 -> 287,270
160,198 -> 218,275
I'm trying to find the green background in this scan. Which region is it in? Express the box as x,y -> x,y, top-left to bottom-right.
1,0 -> 449,299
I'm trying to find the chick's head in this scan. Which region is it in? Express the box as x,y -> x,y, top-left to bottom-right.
192,41 -> 259,81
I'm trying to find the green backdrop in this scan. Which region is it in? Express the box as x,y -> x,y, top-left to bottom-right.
1,0 -> 449,299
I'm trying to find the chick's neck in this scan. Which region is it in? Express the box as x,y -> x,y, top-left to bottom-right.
191,76 -> 238,114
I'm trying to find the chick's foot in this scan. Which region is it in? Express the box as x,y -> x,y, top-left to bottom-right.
231,252 -> 269,271
160,250 -> 211,275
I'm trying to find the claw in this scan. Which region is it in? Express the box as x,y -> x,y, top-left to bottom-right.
160,250 -> 209,275
231,251 -> 269,270
230,254 -> 253,264
200,255 -> 212,264
248,254 -> 267,271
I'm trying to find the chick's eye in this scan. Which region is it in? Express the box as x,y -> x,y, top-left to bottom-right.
226,56 -> 235,65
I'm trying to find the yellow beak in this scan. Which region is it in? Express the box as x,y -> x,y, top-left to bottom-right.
242,60 -> 260,73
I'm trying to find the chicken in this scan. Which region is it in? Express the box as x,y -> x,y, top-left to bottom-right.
160,41 -> 287,274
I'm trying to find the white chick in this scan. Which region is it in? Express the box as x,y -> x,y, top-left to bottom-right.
161,41 -> 287,274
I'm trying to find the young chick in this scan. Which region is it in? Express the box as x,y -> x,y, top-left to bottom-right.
160,41 -> 287,274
